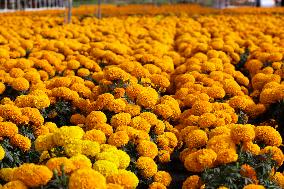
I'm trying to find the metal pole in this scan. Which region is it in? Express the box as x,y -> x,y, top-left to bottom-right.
97,0 -> 101,19
66,0 -> 72,23
5,0 -> 7,10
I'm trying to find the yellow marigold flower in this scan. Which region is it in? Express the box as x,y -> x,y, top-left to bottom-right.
70,154 -> 92,170
112,150 -> 130,169
11,77 -> 29,91
223,79 -> 242,96
0,82 -> 5,94
0,145 -> 5,160
35,133 -> 55,152
136,156 -> 158,178
93,160 -> 118,177
13,163 -> 53,187
106,169 -> 139,189
272,172 -> 284,188
81,140 -> 100,157
184,129 -> 208,149
184,149 -> 217,172
106,183 -> 124,189
242,141 -> 260,155
131,116 -> 151,133
64,140 -> 83,157
69,168 -> 106,189
77,68 -> 90,77
124,104 -> 141,117
0,122 -> 18,138
154,104 -> 174,120
139,112 -> 158,126
198,113 -> 216,128
110,113 -> 132,129
100,144 -> 117,152
231,124 -> 255,144
107,99 -> 126,113
255,126 -> 282,147
0,168 -> 14,182
260,146 -> 284,166
105,67 -> 130,82
2,180 -> 27,189
149,182 -> 166,189
85,111 -> 107,130
191,100 -> 212,116
53,126 -> 84,146
83,129 -> 106,144
136,140 -> 158,159
46,157 -> 75,175
108,131 -> 129,148
93,123 -> 114,137
70,114 -> 86,125
243,184 -> 265,189
10,134 -> 31,152
67,60 -> 81,70
217,148 -> 238,164
150,74 -> 170,88
136,87 -> 159,109
158,149 -> 171,164
153,171 -> 172,187
182,175 -> 201,189
96,151 -> 120,167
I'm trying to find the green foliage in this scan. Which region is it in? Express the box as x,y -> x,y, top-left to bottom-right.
237,110 -> 249,124
38,164 -> 69,189
201,150 -> 280,189
48,146 -> 66,158
0,85 -> 28,101
0,126 -> 40,168
41,100 -> 78,127
236,48 -> 249,70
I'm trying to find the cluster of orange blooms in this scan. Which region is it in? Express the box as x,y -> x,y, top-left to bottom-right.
0,4 -> 283,189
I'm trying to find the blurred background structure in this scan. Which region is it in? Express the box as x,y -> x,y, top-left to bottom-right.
0,0 -> 283,11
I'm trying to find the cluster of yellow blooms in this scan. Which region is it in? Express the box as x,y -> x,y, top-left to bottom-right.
0,4 -> 283,189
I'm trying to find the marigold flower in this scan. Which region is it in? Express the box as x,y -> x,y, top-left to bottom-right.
255,126 -> 282,147
67,59 -> 81,70
131,116 -> 151,133
154,104 -> 174,120
46,157 -> 75,175
184,129 -> 208,149
124,104 -> 141,117
231,124 -> 255,144
69,168 -> 106,189
272,172 -> 284,188
112,150 -> 130,169
182,175 -> 201,189
107,99 -> 126,113
81,140 -> 100,157
11,77 -> 30,91
2,180 -> 27,189
153,171 -> 172,187
83,129 -> 106,144
184,149 -> 217,172
240,164 -> 258,183
158,149 -> 171,163
106,183 -> 124,189
93,160 -> 118,177
13,163 -> 53,187
150,74 -> 170,88
136,156 -> 158,178
85,111 -> 107,130
93,123 -> 114,137
96,151 -> 120,167
53,126 -> 84,147
217,148 -> 238,164
70,154 -> 92,170
110,113 -> 132,129
242,141 -> 260,155
64,140 -> 83,157
70,114 -> 86,125
108,131 -> 129,148
136,87 -> 159,109
0,122 -> 18,138
191,100 -> 212,116
136,140 -> 158,159
10,134 -> 31,152
0,82 -> 5,94
153,120 -> 165,135
149,182 -> 166,189
242,184 -> 265,189
260,146 -> 284,166
105,67 -> 130,82
106,169 -> 139,189
0,145 -> 5,160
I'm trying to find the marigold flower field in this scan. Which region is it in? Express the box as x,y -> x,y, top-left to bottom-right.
0,4 -> 283,189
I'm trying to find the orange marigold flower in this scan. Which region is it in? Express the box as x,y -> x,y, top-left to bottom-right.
46,157 -> 75,175
231,124 -> 255,144
10,134 -> 31,152
182,175 -> 202,189
255,126 -> 282,147
11,77 -> 29,91
136,87 -> 159,109
272,172 -> 284,188
260,146 -> 284,166
2,180 -> 27,189
13,163 -> 53,187
0,82 -> 5,94
184,129 -> 208,149
153,171 -> 172,187
149,182 -> 166,189
106,169 -> 139,189
0,122 -> 18,138
83,129 -> 106,144
131,116 -> 151,133
136,156 -> 158,178
191,100 -> 212,116
242,184 -> 265,189
108,131 -> 129,148
85,111 -> 107,130
240,164 -> 258,184
136,140 -> 158,159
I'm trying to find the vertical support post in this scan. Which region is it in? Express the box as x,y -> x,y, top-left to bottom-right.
65,0 -> 72,24
5,0 -> 8,10
97,0 -> 102,19
17,0 -> 20,10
